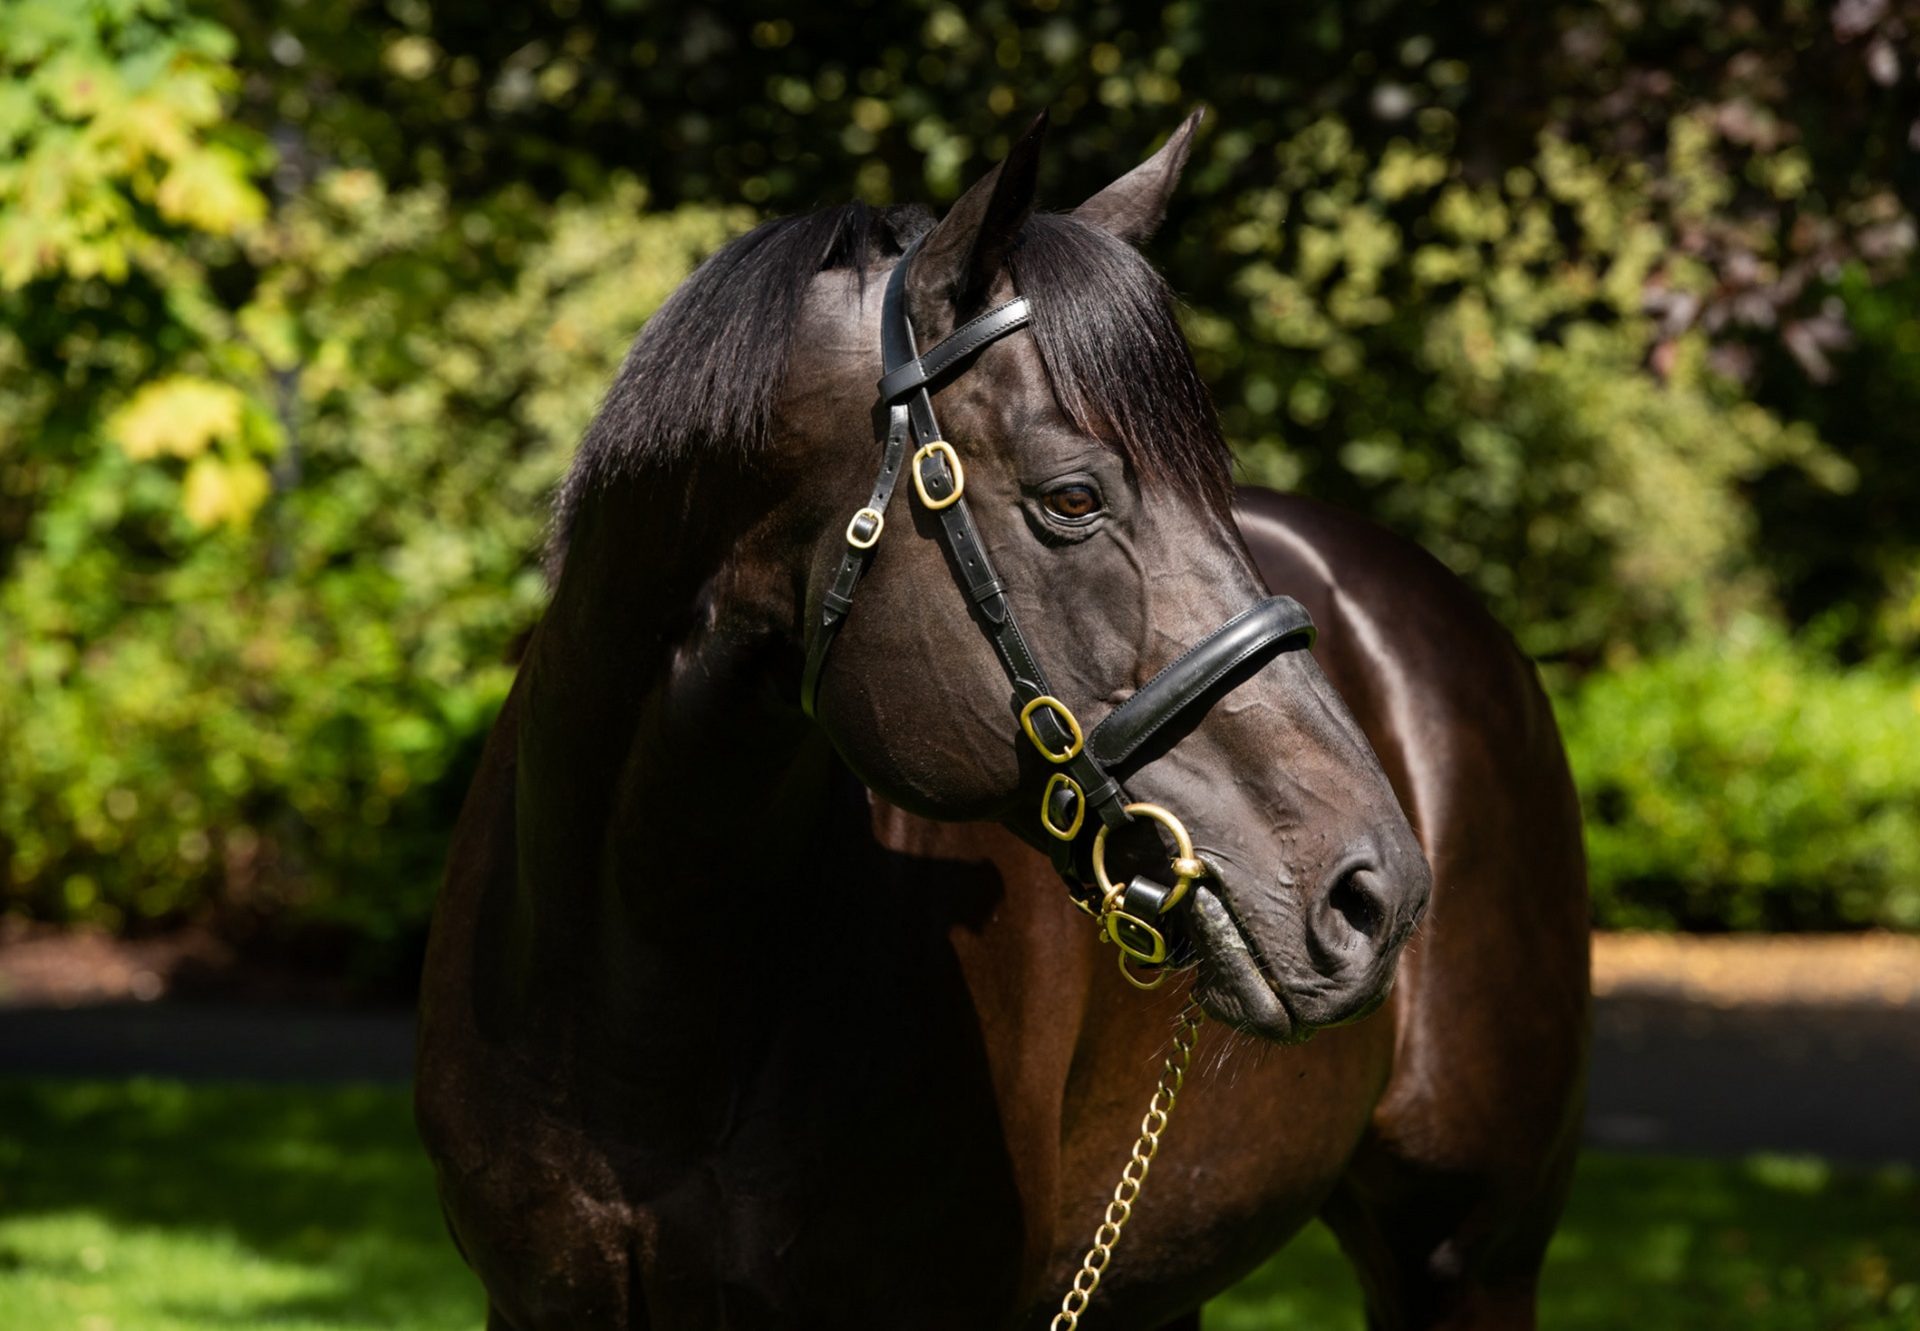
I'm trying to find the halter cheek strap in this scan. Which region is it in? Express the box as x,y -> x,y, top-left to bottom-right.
801,246 -> 1132,857
800,237 -> 1317,980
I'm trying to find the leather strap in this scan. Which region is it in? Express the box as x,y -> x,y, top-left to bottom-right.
800,263 -> 1037,719
878,249 -> 1134,842
876,297 -> 1032,402
802,272 -> 1044,718
1088,596 -> 1316,768
800,403 -> 912,717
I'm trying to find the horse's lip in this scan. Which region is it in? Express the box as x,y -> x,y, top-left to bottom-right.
1186,881 -> 1304,1043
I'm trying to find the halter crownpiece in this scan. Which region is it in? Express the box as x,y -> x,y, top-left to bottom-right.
802,236 -> 1316,986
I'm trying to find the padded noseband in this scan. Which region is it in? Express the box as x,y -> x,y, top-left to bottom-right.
1088,595 -> 1316,768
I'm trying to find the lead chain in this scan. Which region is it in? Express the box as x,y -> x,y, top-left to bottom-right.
1050,1000 -> 1206,1331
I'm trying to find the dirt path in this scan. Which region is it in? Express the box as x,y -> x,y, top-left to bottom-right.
1593,930 -> 1920,1007
3,928 -> 1916,1162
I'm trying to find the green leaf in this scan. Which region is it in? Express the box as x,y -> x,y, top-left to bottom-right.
106,376 -> 247,460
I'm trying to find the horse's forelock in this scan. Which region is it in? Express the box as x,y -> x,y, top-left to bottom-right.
551,198 -> 1229,568
1011,213 -> 1232,514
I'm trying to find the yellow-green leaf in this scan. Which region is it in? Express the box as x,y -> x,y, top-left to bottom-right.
180,454 -> 270,528
107,376 -> 246,460
154,143 -> 265,234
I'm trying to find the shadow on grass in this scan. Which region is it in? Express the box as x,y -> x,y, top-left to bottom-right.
0,1079 -> 481,1331
1210,1153 -> 1920,1330
2,1080 -> 1915,1330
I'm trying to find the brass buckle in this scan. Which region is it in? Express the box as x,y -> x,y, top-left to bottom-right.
1117,951 -> 1169,990
910,440 -> 965,510
1040,773 -> 1084,841
1019,695 -> 1084,763
1104,909 -> 1168,964
845,506 -> 884,549
1092,803 -> 1201,915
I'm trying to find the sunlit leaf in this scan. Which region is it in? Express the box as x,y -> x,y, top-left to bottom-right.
180,454 -> 270,528
106,376 -> 246,461
154,143 -> 265,234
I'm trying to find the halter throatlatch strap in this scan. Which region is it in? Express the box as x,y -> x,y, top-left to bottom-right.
800,236 -> 1318,912
799,401 -> 914,716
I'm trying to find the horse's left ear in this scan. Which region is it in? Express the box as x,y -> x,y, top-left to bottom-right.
1073,107 -> 1205,245
910,111 -> 1048,319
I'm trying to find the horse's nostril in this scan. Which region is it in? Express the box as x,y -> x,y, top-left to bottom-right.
1328,867 -> 1386,944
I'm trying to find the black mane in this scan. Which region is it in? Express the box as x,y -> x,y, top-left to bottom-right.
554,200 -> 1230,546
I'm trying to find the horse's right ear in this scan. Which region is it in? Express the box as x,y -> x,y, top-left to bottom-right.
1073,107 -> 1204,246
908,112 -> 1047,323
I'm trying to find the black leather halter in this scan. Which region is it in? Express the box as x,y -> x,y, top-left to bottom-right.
802,238 -> 1316,982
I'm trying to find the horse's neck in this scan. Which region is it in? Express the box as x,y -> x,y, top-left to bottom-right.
520,468 -> 1027,1038
507,467 -> 829,994
495,467 -> 1086,1177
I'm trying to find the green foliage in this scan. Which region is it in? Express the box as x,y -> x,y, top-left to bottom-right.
0,65 -> 744,946
0,0 -> 267,287
1747,269 -> 1920,658
1,1 -> 1916,947
0,0 -> 279,555
5,1079 -> 1917,1329
1203,120 -> 1850,658
215,0 -> 1920,658
1556,622 -> 1920,931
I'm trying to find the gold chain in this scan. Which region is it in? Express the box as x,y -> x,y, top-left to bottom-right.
1050,1001 -> 1206,1331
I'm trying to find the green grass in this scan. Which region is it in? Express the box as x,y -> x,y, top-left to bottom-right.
1215,1157 -> 1920,1329
1,1080 -> 1915,1329
0,1081 -> 479,1331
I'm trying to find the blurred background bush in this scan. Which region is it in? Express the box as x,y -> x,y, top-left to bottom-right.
2,0 -> 1916,978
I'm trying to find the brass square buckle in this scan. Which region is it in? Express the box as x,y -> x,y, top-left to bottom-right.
910,440 -> 965,510
845,506 -> 885,549
1040,772 -> 1085,841
1019,695 -> 1084,763
1103,909 -> 1169,965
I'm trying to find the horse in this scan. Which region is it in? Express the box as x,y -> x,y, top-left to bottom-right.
415,110 -> 1590,1330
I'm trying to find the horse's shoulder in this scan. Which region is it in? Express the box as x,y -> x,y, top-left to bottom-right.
1232,485 -> 1560,765
1233,487 -> 1503,643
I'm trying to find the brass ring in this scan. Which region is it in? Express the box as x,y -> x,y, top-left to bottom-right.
1019,695 -> 1084,763
1040,772 -> 1085,841
910,440 -> 965,510
1091,802 -> 1199,910
844,506 -> 884,549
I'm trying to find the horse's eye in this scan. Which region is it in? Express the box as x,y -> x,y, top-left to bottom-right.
1042,484 -> 1102,521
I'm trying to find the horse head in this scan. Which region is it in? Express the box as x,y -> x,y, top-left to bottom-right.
762,113 -> 1432,1040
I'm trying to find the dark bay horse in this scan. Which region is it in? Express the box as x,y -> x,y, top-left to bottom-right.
416,112 -> 1589,1329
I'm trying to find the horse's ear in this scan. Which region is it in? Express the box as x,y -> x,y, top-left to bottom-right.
1073,107 -> 1204,246
909,111 -> 1047,319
